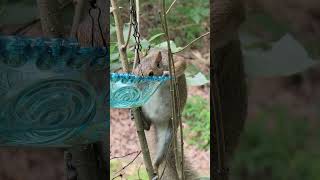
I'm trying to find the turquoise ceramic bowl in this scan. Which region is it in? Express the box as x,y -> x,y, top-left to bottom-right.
0,35 -> 108,147
110,73 -> 170,108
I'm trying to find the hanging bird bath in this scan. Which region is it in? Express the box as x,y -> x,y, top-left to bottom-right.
110,73 -> 170,108
0,35 -> 108,147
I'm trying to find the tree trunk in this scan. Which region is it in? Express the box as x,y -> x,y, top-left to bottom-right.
211,0 -> 247,180
37,0 -> 64,37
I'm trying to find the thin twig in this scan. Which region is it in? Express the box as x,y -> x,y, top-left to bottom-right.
112,151 -> 142,178
13,19 -> 40,35
111,174 -> 123,180
174,31 -> 210,54
159,0 -> 185,178
70,0 -> 86,38
160,0 -> 187,179
158,13 -> 177,180
132,0 -> 141,70
123,21 -> 133,49
136,0 -> 140,31
110,151 -> 141,160
123,0 -> 133,49
166,0 -> 177,15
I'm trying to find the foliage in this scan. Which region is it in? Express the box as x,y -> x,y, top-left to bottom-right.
241,12 -> 320,78
110,160 -> 121,178
183,96 -> 210,150
110,159 -> 149,180
140,0 -> 209,47
126,165 -> 149,180
230,107 -> 320,180
242,34 -> 318,78
110,0 -> 209,86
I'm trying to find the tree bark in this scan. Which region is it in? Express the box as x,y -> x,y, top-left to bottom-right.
37,0 -> 64,37
211,0 -> 247,180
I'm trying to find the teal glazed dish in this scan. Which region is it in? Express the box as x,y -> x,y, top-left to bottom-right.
110,73 -> 170,108
0,35 -> 108,147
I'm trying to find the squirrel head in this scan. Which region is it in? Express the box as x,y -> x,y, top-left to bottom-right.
133,51 -> 166,76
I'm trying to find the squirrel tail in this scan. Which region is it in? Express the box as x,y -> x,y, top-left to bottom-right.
154,122 -> 173,168
153,123 -> 199,180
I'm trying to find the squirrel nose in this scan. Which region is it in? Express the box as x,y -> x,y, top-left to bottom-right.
148,71 -> 154,76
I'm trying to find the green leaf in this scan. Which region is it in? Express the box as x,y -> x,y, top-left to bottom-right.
243,34 -> 319,77
126,49 -> 134,62
186,72 -> 209,86
185,63 -> 202,76
140,39 -> 150,50
148,33 -> 165,42
155,41 -> 183,53
110,53 -> 119,62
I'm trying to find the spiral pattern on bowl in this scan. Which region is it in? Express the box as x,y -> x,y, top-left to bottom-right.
111,86 -> 141,107
1,79 -> 97,145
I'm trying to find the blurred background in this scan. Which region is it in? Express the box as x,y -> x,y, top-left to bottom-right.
230,0 -> 320,179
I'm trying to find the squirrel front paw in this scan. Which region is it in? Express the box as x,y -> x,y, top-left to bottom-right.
130,109 -> 135,120
130,109 -> 151,130
163,71 -> 170,76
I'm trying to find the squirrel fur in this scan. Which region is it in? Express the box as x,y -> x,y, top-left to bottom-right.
133,48 -> 198,179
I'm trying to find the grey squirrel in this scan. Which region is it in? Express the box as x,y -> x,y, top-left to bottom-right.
132,48 -> 197,179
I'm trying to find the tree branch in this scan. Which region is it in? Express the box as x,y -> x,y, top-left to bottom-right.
160,0 -> 185,179
173,31 -> 210,54
70,0 -> 87,38
37,0 -> 64,37
166,0 -> 177,15
111,0 -> 129,72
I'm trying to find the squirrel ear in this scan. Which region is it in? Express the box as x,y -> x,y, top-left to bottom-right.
155,51 -> 162,64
